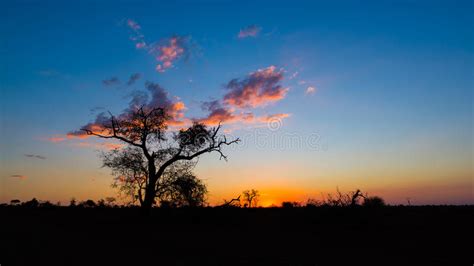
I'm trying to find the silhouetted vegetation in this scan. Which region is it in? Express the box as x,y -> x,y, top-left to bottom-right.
1,203 -> 472,265
242,189 -> 260,208
281,201 -> 301,208
363,196 -> 386,207
82,105 -> 239,210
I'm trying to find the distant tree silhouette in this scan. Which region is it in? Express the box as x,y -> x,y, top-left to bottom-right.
306,198 -> 321,208
322,188 -> 366,207
10,199 -> 21,205
78,199 -> 97,208
242,189 -> 260,208
105,197 -> 116,207
69,198 -> 77,207
97,199 -> 106,207
39,201 -> 54,208
23,198 -> 39,208
83,106 -> 239,210
363,196 -> 385,207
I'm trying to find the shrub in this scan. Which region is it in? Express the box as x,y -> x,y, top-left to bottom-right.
363,196 -> 385,207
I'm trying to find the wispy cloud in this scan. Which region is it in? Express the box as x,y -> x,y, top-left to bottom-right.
69,142 -> 125,150
126,19 -> 147,49
127,73 -> 141,86
46,136 -> 66,143
305,86 -> 316,95
289,71 -> 299,80
10,174 -> 27,180
125,19 -> 190,73
127,19 -> 141,31
24,154 -> 47,160
238,25 -> 262,39
102,77 -> 120,86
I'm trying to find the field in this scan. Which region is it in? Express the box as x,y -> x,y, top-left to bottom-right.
1,206 -> 472,265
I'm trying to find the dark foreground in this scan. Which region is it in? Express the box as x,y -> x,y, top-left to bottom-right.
1,206 -> 472,266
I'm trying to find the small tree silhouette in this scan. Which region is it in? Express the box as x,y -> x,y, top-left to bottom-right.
69,198 -> 77,207
242,189 -> 260,208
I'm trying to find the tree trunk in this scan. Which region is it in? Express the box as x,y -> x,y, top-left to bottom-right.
142,189 -> 154,210
142,159 -> 157,210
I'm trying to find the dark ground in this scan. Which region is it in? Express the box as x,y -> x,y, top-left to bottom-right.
1,206 -> 472,266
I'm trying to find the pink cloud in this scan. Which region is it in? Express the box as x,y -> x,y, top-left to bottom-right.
257,113 -> 290,123
125,19 -> 189,73
135,42 -> 146,49
126,19 -> 147,50
197,66 -> 290,129
305,86 -> 316,95
152,37 -> 186,72
224,66 -> 289,108
238,25 -> 262,38
198,100 -> 290,128
127,19 -> 141,31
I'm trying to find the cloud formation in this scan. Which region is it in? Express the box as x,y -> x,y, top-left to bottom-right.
199,100 -> 252,126
305,86 -> 316,95
127,73 -> 141,86
198,66 -> 290,128
127,19 -> 147,49
238,25 -> 262,38
69,142 -> 124,150
151,37 -> 187,72
102,77 -> 120,86
224,66 -> 289,108
125,19 -> 189,73
24,154 -> 47,160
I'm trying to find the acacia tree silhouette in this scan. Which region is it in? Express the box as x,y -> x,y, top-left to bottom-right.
81,106 -> 239,210
242,189 -> 260,208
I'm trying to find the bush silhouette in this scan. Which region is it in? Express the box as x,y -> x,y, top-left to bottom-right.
282,201 -> 300,208
23,198 -> 39,208
363,196 -> 385,207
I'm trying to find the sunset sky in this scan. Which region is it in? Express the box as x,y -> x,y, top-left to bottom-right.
1,1 -> 472,206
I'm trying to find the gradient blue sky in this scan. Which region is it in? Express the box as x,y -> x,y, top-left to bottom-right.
1,0 -> 472,205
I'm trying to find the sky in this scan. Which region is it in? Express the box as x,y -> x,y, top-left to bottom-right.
1,0 -> 472,206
